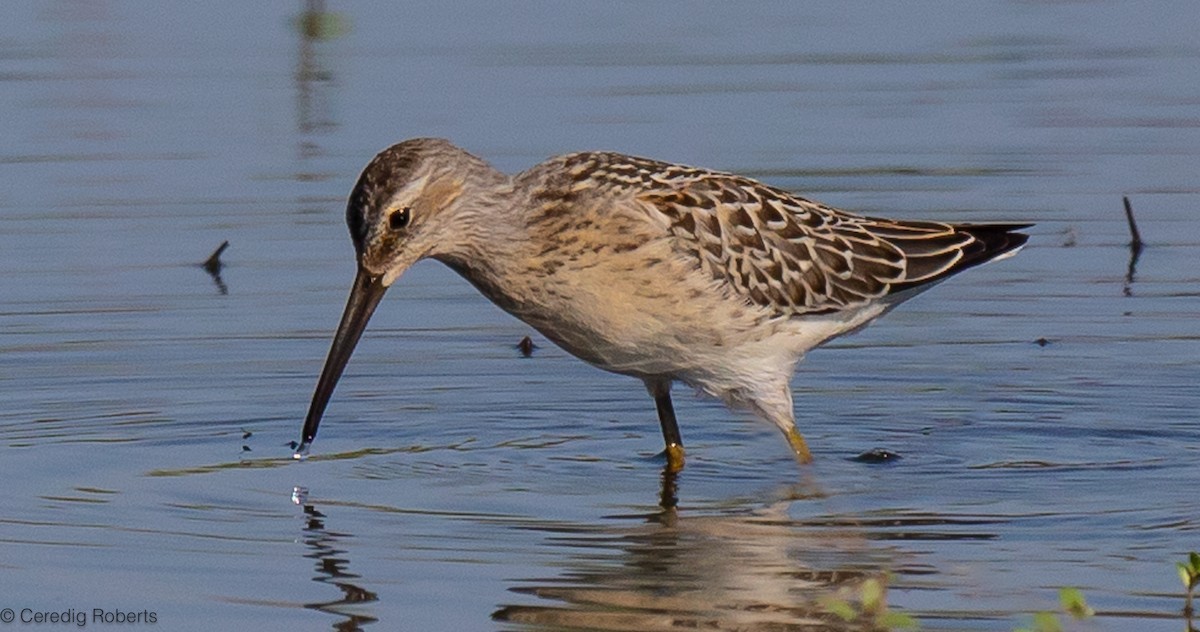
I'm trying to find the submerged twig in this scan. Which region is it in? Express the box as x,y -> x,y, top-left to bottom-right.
851,448 -> 901,463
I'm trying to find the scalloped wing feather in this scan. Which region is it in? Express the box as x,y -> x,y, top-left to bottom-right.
547,151 -> 1029,318
631,165 -> 1026,316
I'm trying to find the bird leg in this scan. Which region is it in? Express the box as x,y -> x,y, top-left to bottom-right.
649,382 -> 686,472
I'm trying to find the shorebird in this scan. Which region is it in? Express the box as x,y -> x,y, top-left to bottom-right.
297,138 -> 1029,470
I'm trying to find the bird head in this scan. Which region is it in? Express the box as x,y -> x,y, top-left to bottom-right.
297,138 -> 484,455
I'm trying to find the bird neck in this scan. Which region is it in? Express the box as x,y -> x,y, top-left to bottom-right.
430,170 -> 528,292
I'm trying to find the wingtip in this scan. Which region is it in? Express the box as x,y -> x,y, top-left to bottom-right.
987,241 -> 1027,264
886,221 -> 1032,294
958,222 -> 1033,263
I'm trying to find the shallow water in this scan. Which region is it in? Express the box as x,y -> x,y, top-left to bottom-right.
3,1 -> 1199,630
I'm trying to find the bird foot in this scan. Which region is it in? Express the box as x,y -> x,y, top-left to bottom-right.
661,443 -> 686,473
785,428 -> 813,464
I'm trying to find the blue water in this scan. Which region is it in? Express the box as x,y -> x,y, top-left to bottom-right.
2,1 -> 1199,630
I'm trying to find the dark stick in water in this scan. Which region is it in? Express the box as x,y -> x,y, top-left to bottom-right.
204,240 -> 230,275
1122,196 -> 1144,252
202,241 -> 230,295
1122,197 -> 1144,296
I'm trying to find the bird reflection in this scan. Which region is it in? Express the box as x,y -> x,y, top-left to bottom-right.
298,498 -> 379,631
494,492 -> 891,631
658,467 -> 678,510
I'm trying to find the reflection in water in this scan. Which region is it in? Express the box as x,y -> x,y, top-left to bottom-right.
294,0 -> 346,188
658,467 -> 678,510
1123,244 -> 1142,297
44,0 -> 125,144
295,488 -> 379,631
494,497 -> 892,632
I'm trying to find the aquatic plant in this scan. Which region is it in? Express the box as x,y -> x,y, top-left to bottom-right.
1179,551 -> 1200,617
1013,587 -> 1093,632
821,574 -> 919,630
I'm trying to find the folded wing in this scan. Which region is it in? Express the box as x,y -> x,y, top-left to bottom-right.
640,171 -> 1030,316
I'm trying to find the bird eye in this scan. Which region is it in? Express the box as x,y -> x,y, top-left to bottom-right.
388,206 -> 411,230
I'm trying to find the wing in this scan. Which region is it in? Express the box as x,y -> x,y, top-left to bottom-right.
626,161 -> 1029,316
537,151 -> 1029,317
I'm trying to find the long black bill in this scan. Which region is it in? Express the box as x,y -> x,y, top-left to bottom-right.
296,267 -> 388,457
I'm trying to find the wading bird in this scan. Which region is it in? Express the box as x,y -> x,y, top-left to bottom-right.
297,139 -> 1029,471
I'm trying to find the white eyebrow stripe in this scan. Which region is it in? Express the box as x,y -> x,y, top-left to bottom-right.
384,174 -> 430,211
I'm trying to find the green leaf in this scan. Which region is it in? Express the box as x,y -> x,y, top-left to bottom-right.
1058,587 -> 1094,619
860,578 -> 884,612
1031,611 -> 1063,632
1180,562 -> 1193,589
1189,551 -> 1200,573
822,597 -> 857,622
877,611 -> 920,629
